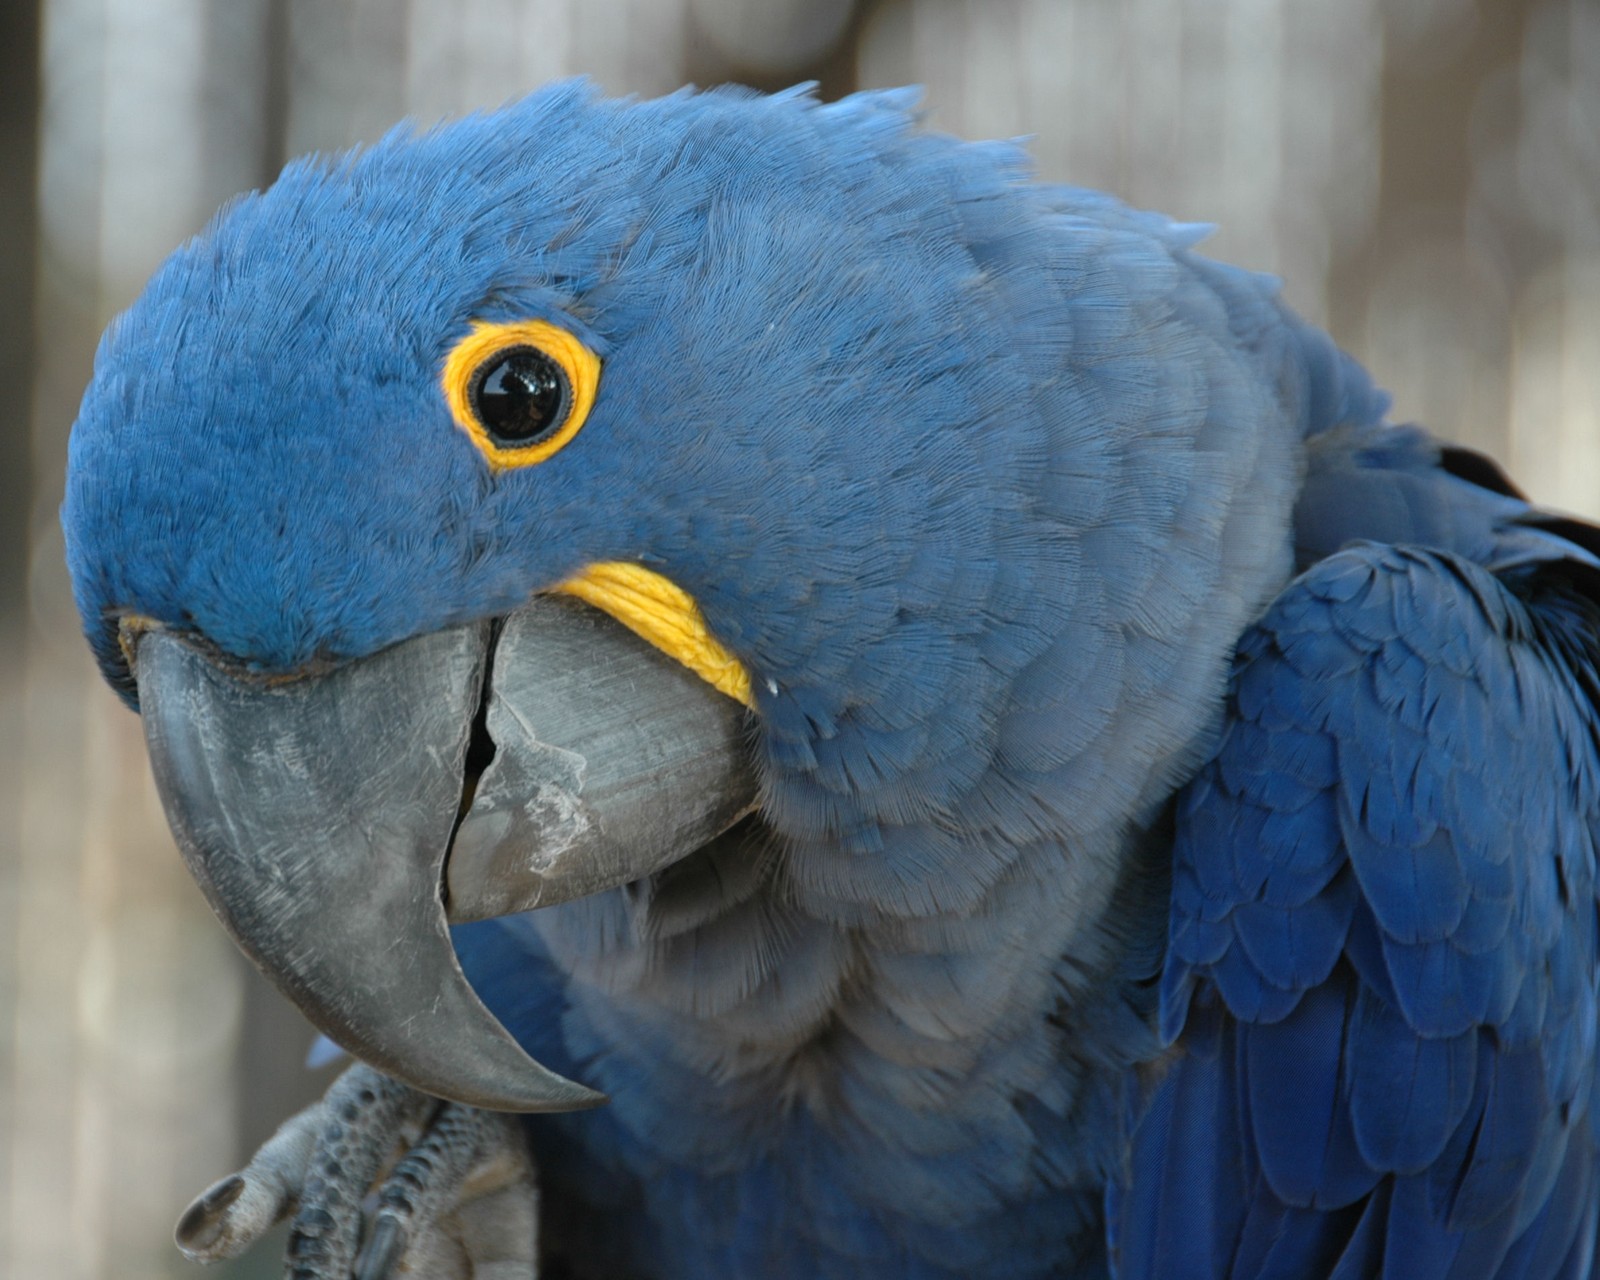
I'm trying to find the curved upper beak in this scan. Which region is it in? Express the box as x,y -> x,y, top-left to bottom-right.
130,596 -> 757,1112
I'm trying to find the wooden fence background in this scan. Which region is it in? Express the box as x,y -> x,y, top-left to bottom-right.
1,0 -> 1596,1274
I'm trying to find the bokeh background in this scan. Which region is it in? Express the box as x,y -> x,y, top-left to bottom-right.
0,0 -> 1597,1275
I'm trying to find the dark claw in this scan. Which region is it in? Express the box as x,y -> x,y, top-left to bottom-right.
174,1174 -> 245,1254
174,1097 -> 324,1263
354,1214 -> 405,1280
354,1101 -> 495,1279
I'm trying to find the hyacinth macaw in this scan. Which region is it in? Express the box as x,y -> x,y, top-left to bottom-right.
61,83 -> 1600,1279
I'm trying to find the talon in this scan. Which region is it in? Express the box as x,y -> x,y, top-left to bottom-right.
354,1213 -> 405,1280
174,1174 -> 244,1254
354,1101 -> 493,1278
175,1086 -> 327,1262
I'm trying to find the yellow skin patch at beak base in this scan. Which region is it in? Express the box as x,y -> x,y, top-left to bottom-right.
554,563 -> 754,709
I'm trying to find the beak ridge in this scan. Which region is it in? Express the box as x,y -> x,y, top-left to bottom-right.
135,620 -> 604,1113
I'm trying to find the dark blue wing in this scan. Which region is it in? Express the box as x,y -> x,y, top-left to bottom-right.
1111,542 -> 1600,1279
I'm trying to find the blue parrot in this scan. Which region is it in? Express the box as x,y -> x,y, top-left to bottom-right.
61,82 -> 1600,1279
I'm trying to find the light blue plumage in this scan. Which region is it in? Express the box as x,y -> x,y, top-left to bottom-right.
61,82 -> 1600,1278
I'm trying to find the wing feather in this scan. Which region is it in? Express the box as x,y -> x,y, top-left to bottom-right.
1113,543 -> 1600,1278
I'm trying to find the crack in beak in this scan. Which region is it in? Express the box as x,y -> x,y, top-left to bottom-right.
445,594 -> 757,923
452,620 -> 501,829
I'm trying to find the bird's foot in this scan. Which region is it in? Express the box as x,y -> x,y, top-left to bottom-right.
175,1063 -> 538,1278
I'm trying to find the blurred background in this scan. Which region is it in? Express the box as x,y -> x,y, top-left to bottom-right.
1,0 -> 1597,1274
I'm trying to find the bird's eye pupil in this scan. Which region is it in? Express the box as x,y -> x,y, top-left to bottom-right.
472,347 -> 571,447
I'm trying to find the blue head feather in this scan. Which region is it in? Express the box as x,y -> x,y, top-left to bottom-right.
67,81 -> 1034,687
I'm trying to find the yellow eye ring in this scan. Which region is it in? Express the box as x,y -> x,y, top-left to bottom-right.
442,319 -> 601,470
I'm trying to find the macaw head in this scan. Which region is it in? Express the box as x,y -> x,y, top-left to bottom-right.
64,83 -> 1298,1109
70,80 -> 1040,692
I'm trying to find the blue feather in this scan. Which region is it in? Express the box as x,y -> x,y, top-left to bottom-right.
1131,542 -> 1600,1279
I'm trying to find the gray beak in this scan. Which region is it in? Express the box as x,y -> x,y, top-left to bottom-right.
131,596 -> 757,1112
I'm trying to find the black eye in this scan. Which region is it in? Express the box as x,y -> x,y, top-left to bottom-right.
469,346 -> 572,448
